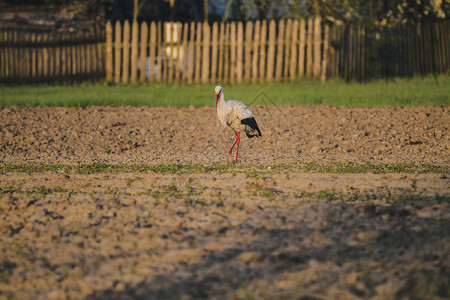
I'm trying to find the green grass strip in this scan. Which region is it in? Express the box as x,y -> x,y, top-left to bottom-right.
1,75 -> 449,107
0,162 -> 447,174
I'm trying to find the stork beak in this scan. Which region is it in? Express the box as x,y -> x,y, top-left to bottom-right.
216,93 -> 219,107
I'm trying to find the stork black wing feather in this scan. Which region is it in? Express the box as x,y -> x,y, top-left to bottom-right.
241,117 -> 262,138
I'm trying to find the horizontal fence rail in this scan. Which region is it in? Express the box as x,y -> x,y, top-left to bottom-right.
0,20 -> 449,85
0,28 -> 105,84
105,19 -> 330,84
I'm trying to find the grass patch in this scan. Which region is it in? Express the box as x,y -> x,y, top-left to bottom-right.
299,189 -> 449,203
0,162 -> 447,174
294,161 -> 447,174
0,76 -> 449,107
0,163 -> 233,174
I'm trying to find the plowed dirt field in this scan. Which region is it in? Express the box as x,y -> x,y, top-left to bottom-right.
0,106 -> 448,300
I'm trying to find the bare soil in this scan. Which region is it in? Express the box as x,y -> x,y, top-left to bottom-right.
0,106 -> 449,300
0,105 -> 448,165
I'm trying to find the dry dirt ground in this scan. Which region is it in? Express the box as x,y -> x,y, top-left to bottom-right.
0,105 -> 448,165
0,106 -> 449,300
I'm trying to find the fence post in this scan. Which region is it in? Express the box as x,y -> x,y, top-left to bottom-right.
64,32 -> 68,78
122,20 -> 130,83
217,23 -> 225,83
155,22 -> 162,82
77,32 -> 83,78
266,20 -> 276,82
321,24 -> 329,82
20,31 -> 26,80
55,33 -> 62,78
259,20 -> 267,83
42,33 -> 48,79
229,22 -> 236,83
202,22 -> 210,83
148,22 -> 156,82
90,31 -> 95,76
175,22 -> 183,81
14,30 -> 20,79
6,30 -> 11,79
72,34 -> 79,77
166,23 -> 174,83
0,29 -> 3,80
353,25 -> 362,81
442,21 -> 449,73
244,21 -> 252,82
334,25 -> 342,78
298,19 -> 306,79
195,22 -> 202,83
187,22 -> 195,84
96,28 -> 103,76
84,32 -> 89,79
275,19 -> 285,82
236,22 -> 244,83
31,33 -> 37,79
16,31 -> 23,80
313,17 -> 321,79
24,32 -> 31,80
356,25 -> 362,80
105,21 -> 113,82
223,23 -> 230,83
4,30 -> 9,79
306,19 -> 313,80
0,30 -> 5,79
444,21 -> 450,73
211,22 -> 219,83
434,23 -> 441,74
139,22 -> 148,82
82,33 -> 88,77
46,34 -> 53,82
251,20 -> 260,83
15,31 -> 21,80
361,25 -> 365,81
181,23 -> 189,82
70,33 -> 76,77
283,19 -> 292,79
84,33 -> 90,78
290,19 -> 298,81
113,21 -> 121,83
82,32 -> 88,76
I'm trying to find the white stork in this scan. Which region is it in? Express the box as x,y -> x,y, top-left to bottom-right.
215,86 -> 262,164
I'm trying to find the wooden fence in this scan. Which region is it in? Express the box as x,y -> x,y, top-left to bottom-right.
105,18 -> 330,84
328,20 -> 450,81
1,20 -> 448,85
0,28 -> 105,84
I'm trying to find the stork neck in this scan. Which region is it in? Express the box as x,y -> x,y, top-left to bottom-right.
216,93 -> 225,108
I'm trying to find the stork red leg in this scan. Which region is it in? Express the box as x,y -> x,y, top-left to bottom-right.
235,132 -> 240,164
228,132 -> 238,154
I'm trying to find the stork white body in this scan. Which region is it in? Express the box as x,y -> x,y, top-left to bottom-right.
215,86 -> 261,164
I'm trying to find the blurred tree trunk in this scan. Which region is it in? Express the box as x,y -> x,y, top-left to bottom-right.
313,0 -> 320,16
204,0 -> 208,22
133,0 -> 146,23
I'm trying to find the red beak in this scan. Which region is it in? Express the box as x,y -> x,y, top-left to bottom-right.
216,94 -> 219,107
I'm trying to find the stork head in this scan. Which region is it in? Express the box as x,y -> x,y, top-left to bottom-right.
215,86 -> 223,107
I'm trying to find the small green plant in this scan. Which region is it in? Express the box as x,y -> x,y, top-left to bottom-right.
260,187 -> 282,201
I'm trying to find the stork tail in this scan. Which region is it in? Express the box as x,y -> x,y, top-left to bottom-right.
241,117 -> 262,138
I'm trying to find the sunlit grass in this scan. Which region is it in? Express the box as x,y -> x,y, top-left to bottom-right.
0,75 -> 449,107
0,162 -> 447,174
